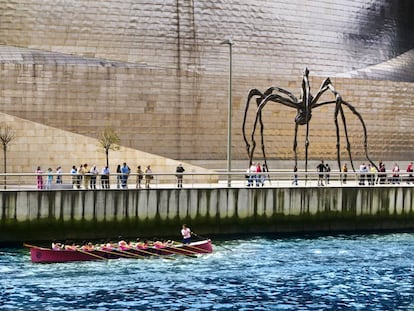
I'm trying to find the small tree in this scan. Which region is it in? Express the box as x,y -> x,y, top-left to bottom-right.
98,127 -> 120,168
0,125 -> 16,189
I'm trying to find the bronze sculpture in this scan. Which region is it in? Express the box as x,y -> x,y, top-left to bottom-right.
242,68 -> 377,173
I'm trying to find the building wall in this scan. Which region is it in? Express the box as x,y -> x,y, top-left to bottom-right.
0,0 -> 413,169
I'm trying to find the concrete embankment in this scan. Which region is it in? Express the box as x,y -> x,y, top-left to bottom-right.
1,187 -> 414,243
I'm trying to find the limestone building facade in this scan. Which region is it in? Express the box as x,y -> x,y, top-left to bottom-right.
0,0 -> 413,172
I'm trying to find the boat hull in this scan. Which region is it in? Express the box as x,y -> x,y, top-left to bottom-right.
28,240 -> 213,263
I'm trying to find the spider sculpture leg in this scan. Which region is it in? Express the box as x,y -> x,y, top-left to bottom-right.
244,87 -> 299,169
336,100 -> 356,172
250,92 -> 300,170
312,80 -> 378,172
302,69 -> 312,173
293,123 -> 299,170
242,89 -> 265,166
324,81 -> 378,172
341,100 -> 378,172
309,77 -> 350,172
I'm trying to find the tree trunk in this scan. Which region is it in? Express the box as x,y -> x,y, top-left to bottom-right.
106,149 -> 109,168
3,144 -> 6,189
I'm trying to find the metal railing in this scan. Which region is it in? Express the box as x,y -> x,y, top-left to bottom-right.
0,170 -> 412,190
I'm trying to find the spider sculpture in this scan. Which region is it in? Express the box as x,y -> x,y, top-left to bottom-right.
242,67 -> 377,173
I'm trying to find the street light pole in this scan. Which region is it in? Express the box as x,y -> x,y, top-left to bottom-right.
220,39 -> 234,187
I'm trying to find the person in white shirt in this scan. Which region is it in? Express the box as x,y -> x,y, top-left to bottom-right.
181,224 -> 192,244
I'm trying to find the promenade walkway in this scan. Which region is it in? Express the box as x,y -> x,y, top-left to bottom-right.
1,171 -> 413,190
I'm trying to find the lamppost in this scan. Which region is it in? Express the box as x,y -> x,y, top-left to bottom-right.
220,39 -> 233,187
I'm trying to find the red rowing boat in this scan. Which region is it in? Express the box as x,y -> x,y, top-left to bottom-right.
25,240 -> 213,263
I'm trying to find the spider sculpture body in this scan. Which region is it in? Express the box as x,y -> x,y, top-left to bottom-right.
242,68 -> 377,173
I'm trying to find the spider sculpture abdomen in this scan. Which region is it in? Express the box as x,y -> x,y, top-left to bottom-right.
295,110 -> 311,126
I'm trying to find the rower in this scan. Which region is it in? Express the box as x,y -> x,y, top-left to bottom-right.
118,240 -> 130,251
81,242 -> 95,251
101,241 -> 114,251
136,239 -> 148,249
51,241 -> 63,250
181,224 -> 192,244
153,240 -> 165,249
64,242 -> 77,251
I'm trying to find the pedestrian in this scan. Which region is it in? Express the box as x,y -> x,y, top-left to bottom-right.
246,166 -> 253,187
181,224 -> 192,244
250,162 -> 257,186
369,163 -> 376,186
83,163 -> 90,189
359,162 -> 367,185
101,166 -> 110,189
136,165 -> 143,189
255,162 -> 264,187
262,163 -> 269,185
316,160 -> 326,186
121,162 -> 131,189
392,163 -> 400,184
116,164 -> 121,189
56,166 -> 62,184
406,162 -> 413,184
342,163 -> 348,184
90,165 -> 99,189
376,161 -> 383,184
325,163 -> 331,184
145,165 -> 153,188
46,168 -> 53,190
77,164 -> 84,189
379,162 -> 387,184
35,166 -> 44,190
70,165 -> 78,189
176,164 -> 185,188
292,165 -> 298,186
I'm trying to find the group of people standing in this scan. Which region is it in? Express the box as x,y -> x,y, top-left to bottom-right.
316,160 -> 331,186
72,162 -> 154,189
35,163 -> 154,190
315,160 -> 414,186
70,163 -> 101,189
246,162 -> 267,187
36,166 -> 63,190
359,161 -> 414,185
35,163 -> 187,190
357,162 -> 378,185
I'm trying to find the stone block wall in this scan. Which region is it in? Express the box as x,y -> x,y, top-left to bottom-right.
0,0 -> 413,166
0,112 -> 214,180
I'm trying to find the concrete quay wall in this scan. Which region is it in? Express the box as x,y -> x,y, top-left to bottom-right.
1,187 -> 414,243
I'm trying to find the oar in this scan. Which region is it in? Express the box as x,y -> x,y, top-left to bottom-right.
75,248 -> 108,261
133,247 -> 175,260
155,246 -> 198,258
192,233 -> 233,252
115,248 -> 146,259
96,248 -> 136,259
23,243 -> 48,250
171,242 -> 205,257
172,245 -> 199,257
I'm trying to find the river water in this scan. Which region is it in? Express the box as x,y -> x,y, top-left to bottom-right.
1,233 -> 414,310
